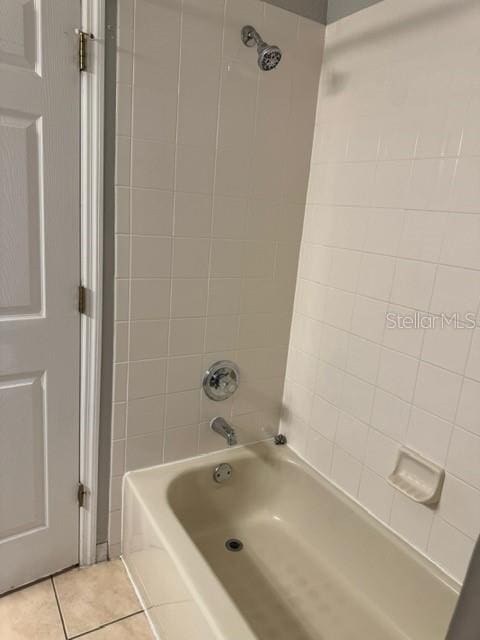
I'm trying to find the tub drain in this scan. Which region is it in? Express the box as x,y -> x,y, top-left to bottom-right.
225,538 -> 243,552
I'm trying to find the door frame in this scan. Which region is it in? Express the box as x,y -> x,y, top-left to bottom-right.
79,0 -> 105,566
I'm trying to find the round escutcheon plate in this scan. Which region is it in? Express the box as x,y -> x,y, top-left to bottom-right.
203,360 -> 240,401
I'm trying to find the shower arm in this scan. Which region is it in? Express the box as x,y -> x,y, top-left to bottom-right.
241,26 -> 266,49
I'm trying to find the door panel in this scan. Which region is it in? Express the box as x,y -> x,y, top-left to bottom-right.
0,0 -> 81,592
0,373 -> 46,541
0,109 -> 43,316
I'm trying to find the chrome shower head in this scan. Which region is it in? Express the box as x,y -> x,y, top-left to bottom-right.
257,43 -> 282,71
241,25 -> 282,71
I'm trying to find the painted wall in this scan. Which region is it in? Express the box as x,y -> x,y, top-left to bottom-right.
260,1 -> 384,25
327,0 -> 383,23
265,0 -> 327,23
281,0 -> 480,583
109,0 -> 324,556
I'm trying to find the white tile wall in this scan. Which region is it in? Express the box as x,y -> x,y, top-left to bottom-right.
281,0 -> 480,583
109,0 -> 324,552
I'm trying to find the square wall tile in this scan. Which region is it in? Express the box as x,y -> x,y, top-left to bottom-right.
304,428 -> 333,475
340,374 -> 375,424
210,240 -> 243,277
171,279 -> 208,317
331,447 -> 362,497
309,395 -> 339,440
364,209 -> 403,256
335,412 -> 369,461
208,278 -> 242,316
351,296 -> 388,344
315,361 -> 344,407
131,237 -> 172,278
167,355 -> 203,393
447,427 -> 480,489
164,424 -> 198,462
440,213 -> 480,270
377,347 -> 418,402
131,188 -> 174,236
421,321 -> 472,375
165,390 -> 200,429
131,139 -> 175,190
130,279 -> 171,320
439,474 -> 480,540
373,160 -> 411,209
390,491 -> 434,551
357,254 -> 395,301
212,196 -> 247,240
371,389 -> 410,442
126,432 -> 165,471
169,318 -> 206,356
174,192 -> 213,238
358,468 -> 394,523
383,304 -> 424,358
391,260 -> 436,312
398,211 -> 446,263
132,86 -> 177,144
175,146 -> 215,195
205,316 -> 239,353
430,266 -> 480,317
127,395 -> 165,437
215,147 -> 252,198
415,361 -> 462,421
172,238 -> 210,278
128,359 -> 167,400
129,321 -> 169,361
365,429 -> 398,478
406,407 -> 452,465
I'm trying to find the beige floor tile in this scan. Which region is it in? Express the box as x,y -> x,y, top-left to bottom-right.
0,579 -> 64,640
53,560 -> 141,638
85,614 -> 154,639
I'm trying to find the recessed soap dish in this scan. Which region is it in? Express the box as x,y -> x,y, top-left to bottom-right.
388,447 -> 445,506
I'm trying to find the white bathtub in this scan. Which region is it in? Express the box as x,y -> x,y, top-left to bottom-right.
122,442 -> 458,640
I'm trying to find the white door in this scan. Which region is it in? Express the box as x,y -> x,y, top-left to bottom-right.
0,0 -> 81,592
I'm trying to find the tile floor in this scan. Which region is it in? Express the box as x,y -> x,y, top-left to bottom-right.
0,560 -> 155,639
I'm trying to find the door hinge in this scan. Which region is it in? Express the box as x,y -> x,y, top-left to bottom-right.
77,482 -> 87,508
78,285 -> 87,314
76,29 -> 94,72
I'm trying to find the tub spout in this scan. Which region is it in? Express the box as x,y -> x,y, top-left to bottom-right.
211,417 -> 237,447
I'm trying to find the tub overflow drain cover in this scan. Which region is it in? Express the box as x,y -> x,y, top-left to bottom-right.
225,538 -> 243,552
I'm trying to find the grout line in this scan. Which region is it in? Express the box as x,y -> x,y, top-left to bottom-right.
51,577 -> 68,640
68,610 -> 144,640
163,0 -> 186,466
123,0 -> 136,472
